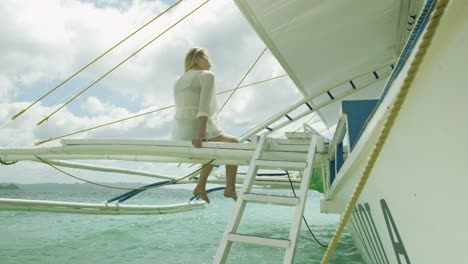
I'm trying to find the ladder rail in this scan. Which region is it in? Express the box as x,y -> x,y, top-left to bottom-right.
214,134 -> 319,264
283,136 -> 318,263
214,135 -> 268,263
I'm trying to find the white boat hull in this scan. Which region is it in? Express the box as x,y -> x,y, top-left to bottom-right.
325,1 -> 468,263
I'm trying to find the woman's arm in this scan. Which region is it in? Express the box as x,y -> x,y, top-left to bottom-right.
193,116 -> 208,148
197,71 -> 215,117
193,71 -> 215,148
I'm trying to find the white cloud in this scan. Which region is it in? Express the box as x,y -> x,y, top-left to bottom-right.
82,96 -> 106,114
0,100 -> 173,148
1,0 -> 301,119
0,75 -> 15,103
0,0 -> 321,184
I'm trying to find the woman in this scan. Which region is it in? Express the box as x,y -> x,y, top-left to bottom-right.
172,47 -> 239,203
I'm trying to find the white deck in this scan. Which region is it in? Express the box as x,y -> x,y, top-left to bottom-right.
0,136 -> 323,166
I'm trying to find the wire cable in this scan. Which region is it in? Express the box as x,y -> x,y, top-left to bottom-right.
34,74 -> 287,145
217,47 -> 268,113
35,105 -> 173,145
35,154 -> 214,191
10,0 -> 184,121
286,170 -> 328,248
36,0 -> 210,126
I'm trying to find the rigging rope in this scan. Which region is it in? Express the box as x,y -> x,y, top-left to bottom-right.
10,0 -> 184,121
34,74 -> 287,145
34,105 -> 174,145
107,180 -> 172,203
218,74 -> 287,95
35,155 -> 215,191
36,0 -> 210,126
320,1 -> 449,262
217,47 -> 268,113
26,3 -> 279,205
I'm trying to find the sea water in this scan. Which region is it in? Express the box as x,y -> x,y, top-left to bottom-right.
0,184 -> 363,264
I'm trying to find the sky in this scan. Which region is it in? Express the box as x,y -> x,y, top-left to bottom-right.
0,0 -> 325,184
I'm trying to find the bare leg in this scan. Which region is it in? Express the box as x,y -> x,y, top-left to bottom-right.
224,165 -> 238,201
193,164 -> 213,203
209,134 -> 240,201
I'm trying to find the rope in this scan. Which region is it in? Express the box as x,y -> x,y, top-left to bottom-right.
217,47 -> 268,113
286,171 -> 328,248
107,180 -> 172,203
320,1 -> 449,262
217,74 -> 288,95
35,105 -> 174,145
0,119 -> 13,130
36,0 -> 210,126
34,74 -> 287,145
10,0 -> 184,121
189,186 -> 226,201
35,155 -> 215,191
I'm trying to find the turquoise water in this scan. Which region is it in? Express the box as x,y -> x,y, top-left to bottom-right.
0,184 -> 363,264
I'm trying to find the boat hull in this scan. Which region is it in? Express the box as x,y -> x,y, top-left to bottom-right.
326,1 -> 468,263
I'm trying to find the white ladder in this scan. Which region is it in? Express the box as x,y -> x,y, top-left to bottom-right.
214,134 -> 318,264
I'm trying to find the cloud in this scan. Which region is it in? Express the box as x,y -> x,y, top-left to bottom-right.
82,96 -> 106,114
0,0 -> 326,184
0,75 -> 15,103
1,0 -> 309,137
0,100 -> 174,148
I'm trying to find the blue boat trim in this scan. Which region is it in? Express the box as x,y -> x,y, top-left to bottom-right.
327,0 -> 437,188
329,160 -> 336,184
336,142 -> 344,173
342,99 -> 380,152
379,0 -> 437,102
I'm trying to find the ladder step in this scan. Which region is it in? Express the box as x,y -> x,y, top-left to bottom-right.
227,233 -> 290,248
243,193 -> 299,206
255,160 -> 306,170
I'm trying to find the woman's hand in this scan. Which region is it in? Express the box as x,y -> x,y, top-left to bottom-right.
192,136 -> 206,148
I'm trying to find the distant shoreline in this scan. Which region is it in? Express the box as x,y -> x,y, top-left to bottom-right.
0,183 -> 20,190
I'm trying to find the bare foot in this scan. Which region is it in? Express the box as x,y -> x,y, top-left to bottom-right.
193,188 -> 210,203
224,191 -> 238,201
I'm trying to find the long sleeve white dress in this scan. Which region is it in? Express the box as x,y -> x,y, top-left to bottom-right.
171,69 -> 223,140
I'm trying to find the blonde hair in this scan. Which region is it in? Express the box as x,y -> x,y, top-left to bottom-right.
184,47 -> 207,72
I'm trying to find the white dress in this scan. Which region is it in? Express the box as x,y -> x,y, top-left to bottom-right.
171,69 -> 223,140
